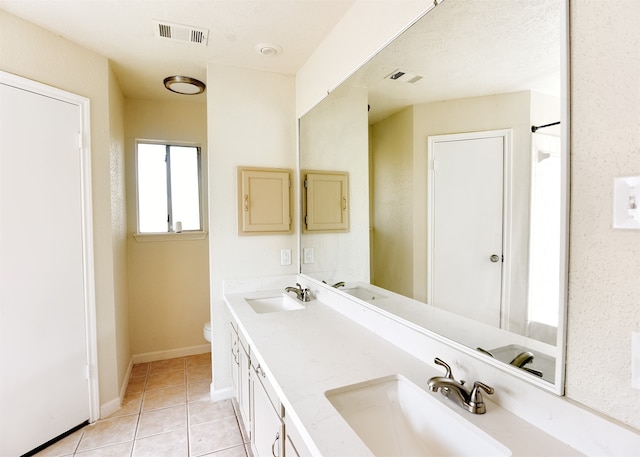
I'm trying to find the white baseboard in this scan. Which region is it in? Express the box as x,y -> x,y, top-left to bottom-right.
132,344 -> 211,364
100,397 -> 122,419
212,386 -> 235,402
99,357 -> 134,419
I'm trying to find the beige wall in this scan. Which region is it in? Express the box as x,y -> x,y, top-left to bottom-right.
566,0 -> 640,429
124,99 -> 210,357
208,64 -> 297,393
370,106 -> 414,295
109,67 -> 130,396
0,10 -> 130,411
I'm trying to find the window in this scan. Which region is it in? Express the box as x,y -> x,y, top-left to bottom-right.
136,142 -> 202,233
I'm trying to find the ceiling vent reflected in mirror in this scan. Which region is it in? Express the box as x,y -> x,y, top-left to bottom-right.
153,20 -> 209,45
385,69 -> 423,84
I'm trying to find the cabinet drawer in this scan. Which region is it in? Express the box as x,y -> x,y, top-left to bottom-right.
253,363 -> 283,418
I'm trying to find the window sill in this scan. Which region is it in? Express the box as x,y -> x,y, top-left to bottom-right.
133,231 -> 208,242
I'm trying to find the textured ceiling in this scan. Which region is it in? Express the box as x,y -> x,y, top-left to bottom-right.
0,0 -> 355,102
345,0 -> 562,124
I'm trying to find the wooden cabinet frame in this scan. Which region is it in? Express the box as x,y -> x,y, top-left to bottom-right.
238,167 -> 292,235
302,170 -> 350,233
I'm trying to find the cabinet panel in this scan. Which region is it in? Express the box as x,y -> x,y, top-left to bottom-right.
252,366 -> 284,457
303,171 -> 349,232
230,322 -> 252,437
284,413 -> 313,457
238,167 -> 292,234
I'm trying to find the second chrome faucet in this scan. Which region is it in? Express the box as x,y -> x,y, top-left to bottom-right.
285,283 -> 311,302
427,358 -> 494,414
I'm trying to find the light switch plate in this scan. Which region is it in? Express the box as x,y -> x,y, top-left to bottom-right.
613,175 -> 640,229
303,247 -> 314,264
280,248 -> 291,266
632,331 -> 640,390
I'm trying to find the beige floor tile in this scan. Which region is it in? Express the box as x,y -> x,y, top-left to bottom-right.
76,415 -> 138,452
146,369 -> 185,391
132,429 -> 188,457
189,416 -> 244,456
32,427 -> 84,456
188,399 -> 235,427
131,363 -> 150,377
149,357 -> 185,373
187,364 -> 213,383
107,392 -> 143,418
200,444 -> 248,457
136,404 -> 187,439
188,380 -> 212,403
126,375 -> 147,395
142,385 -> 186,411
186,352 -> 212,368
74,441 -> 133,456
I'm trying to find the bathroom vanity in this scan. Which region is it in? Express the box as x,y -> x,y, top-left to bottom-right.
224,280 -> 585,457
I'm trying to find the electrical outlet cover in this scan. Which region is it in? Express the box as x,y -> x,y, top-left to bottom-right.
613,176 -> 640,229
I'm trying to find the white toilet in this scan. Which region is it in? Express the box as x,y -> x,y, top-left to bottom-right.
203,321 -> 212,343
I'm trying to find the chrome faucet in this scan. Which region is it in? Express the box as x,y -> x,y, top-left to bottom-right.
285,283 -> 310,302
322,280 -> 345,288
427,358 -> 494,414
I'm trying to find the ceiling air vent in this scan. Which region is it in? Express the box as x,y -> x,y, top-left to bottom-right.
153,20 -> 209,45
385,69 -> 423,84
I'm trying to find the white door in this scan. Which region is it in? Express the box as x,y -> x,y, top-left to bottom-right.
428,131 -> 509,327
0,75 -> 96,456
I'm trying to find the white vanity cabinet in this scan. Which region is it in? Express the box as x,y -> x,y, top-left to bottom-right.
230,321 -> 287,456
284,413 -> 312,457
230,323 -> 252,438
252,363 -> 284,457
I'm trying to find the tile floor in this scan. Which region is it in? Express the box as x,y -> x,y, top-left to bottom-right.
34,354 -> 251,457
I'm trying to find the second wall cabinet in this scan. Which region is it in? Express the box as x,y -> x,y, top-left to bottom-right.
302,170 -> 349,232
238,167 -> 292,234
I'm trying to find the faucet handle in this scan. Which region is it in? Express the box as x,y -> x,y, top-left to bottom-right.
434,358 -> 454,379
470,381 -> 494,409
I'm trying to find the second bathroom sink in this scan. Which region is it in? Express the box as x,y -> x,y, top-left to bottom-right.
325,374 -> 511,456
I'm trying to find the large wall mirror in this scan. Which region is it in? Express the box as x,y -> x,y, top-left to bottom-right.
299,0 -> 569,393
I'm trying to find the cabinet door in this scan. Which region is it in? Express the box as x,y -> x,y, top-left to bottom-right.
303,171 -> 349,232
230,324 -> 240,396
239,338 -> 252,435
284,413 -> 313,457
252,367 -> 284,457
238,167 -> 292,234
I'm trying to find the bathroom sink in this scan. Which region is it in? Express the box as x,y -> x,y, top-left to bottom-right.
245,294 -> 305,314
342,286 -> 387,302
325,375 -> 511,457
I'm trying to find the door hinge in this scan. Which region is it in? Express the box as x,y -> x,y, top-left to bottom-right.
304,179 -> 308,188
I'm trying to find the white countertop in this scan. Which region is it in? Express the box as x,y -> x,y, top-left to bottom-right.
225,289 -> 582,457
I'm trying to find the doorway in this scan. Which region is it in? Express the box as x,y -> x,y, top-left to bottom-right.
0,72 -> 98,456
427,130 -> 512,327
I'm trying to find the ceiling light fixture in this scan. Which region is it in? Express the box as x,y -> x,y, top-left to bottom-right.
255,43 -> 283,56
163,75 -> 206,95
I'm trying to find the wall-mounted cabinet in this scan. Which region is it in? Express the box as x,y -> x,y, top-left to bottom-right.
238,167 -> 292,234
302,171 -> 349,232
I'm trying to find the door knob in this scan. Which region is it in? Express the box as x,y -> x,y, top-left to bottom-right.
490,254 -> 500,263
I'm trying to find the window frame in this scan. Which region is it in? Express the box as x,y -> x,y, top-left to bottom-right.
134,139 -> 204,236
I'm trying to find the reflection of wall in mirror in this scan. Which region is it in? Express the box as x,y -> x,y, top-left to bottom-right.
299,84 -> 370,282
370,90 -> 560,340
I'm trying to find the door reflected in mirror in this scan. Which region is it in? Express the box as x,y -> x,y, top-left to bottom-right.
299,0 -> 568,392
